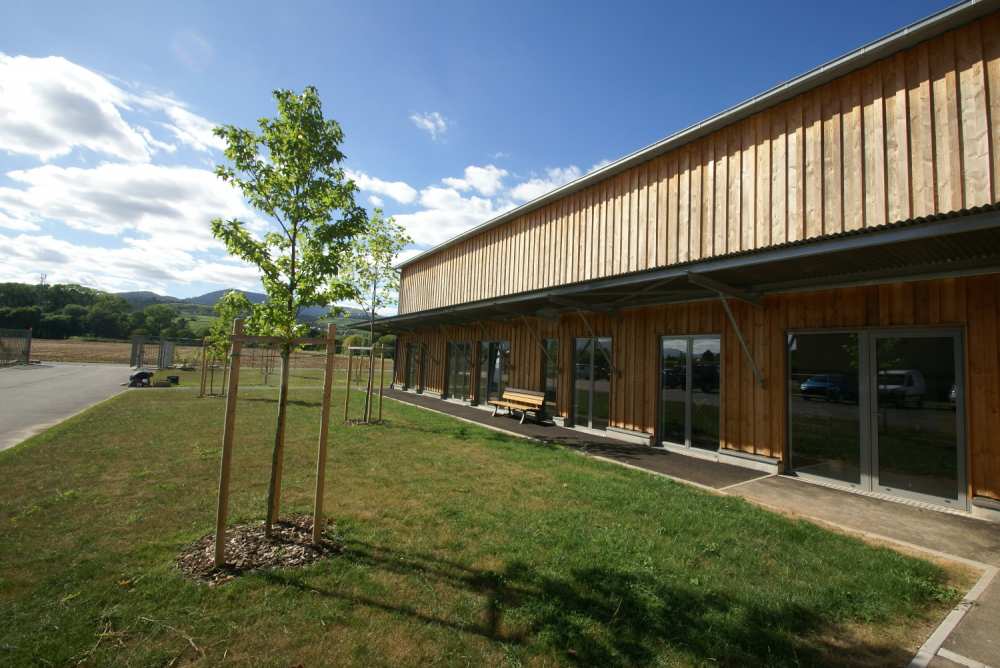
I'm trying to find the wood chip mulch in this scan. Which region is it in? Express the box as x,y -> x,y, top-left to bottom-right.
177,515 -> 342,585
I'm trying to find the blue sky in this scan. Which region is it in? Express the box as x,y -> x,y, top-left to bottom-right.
0,0 -> 954,298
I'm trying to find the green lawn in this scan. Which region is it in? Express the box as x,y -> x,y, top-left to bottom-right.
0,383 -> 965,666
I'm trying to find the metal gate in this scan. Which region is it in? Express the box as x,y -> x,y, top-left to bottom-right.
130,336 -> 176,369
0,328 -> 31,367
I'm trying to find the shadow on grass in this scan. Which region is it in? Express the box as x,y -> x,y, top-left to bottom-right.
241,397 -> 323,408
260,540 -> 912,666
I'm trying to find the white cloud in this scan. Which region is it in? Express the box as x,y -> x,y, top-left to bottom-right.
345,169 -> 417,204
0,231 -> 259,294
409,111 -> 448,140
0,209 -> 39,231
588,159 -> 613,173
0,52 -> 223,162
137,126 -> 177,154
394,247 -> 424,264
508,165 -> 583,202
368,195 -> 384,207
0,53 -> 152,162
442,164 -> 508,196
161,105 -> 225,153
0,162 -> 258,247
393,185 -> 515,248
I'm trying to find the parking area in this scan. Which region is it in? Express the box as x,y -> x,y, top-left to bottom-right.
0,363 -> 129,451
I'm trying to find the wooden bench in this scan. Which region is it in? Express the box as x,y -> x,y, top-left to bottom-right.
488,388 -> 546,424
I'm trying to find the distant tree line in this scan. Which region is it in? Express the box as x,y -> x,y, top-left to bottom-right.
0,282 -> 201,340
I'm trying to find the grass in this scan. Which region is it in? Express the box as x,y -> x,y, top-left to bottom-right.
0,382 -> 967,666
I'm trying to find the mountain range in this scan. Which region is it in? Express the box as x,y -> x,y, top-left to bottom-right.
115,289 -> 367,323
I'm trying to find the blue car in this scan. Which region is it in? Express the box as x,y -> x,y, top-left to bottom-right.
800,374 -> 857,403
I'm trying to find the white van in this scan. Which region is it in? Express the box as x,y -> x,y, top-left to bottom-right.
877,369 -> 927,408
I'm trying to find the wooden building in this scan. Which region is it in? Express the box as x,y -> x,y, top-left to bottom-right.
378,0 -> 1000,520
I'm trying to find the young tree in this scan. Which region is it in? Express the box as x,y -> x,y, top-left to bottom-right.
211,86 -> 367,536
345,209 -> 411,421
206,290 -> 254,360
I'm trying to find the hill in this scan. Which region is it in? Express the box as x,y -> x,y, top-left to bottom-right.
114,291 -> 177,309
181,289 -> 267,306
115,288 -> 370,326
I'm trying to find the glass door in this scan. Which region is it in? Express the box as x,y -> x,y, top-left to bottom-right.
872,333 -> 962,505
445,342 -> 472,400
573,337 -> 612,430
477,340 -> 510,403
691,338 -> 722,448
788,329 -> 965,508
788,332 -> 863,486
661,339 -> 688,445
405,343 -> 422,391
659,336 -> 721,449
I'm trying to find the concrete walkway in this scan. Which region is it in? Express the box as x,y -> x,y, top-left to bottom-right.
0,363 -> 128,451
385,388 -> 1000,668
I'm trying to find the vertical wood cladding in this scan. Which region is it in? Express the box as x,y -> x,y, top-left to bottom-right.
399,13 -> 1000,314
394,275 -> 1000,502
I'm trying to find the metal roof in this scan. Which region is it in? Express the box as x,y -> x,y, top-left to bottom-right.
397,0 -> 999,271
375,205 -> 1000,331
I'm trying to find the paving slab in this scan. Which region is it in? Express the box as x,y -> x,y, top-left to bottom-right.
939,574 -> 1000,666
0,363 -> 129,451
385,389 -> 764,489
728,475 -> 1000,566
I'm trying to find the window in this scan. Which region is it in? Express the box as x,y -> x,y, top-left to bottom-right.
477,340 -> 510,403
404,342 -> 424,391
573,337 -> 612,430
788,329 -> 964,507
445,341 -> 473,400
660,336 -> 721,449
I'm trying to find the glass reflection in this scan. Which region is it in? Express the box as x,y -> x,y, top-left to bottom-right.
660,339 -> 687,445
574,337 -> 612,430
788,333 -> 861,485
690,338 -> 721,449
875,336 -> 958,500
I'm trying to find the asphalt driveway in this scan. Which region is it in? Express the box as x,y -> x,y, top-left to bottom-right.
0,363 -> 129,451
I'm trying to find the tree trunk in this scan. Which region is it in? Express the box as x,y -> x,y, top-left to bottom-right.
265,346 -> 291,536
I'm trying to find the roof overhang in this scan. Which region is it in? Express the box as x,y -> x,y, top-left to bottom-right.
375,206 -> 1000,332
396,0 -> 1000,271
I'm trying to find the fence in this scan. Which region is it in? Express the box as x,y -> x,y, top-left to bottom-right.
0,328 -> 32,367
130,336 -> 204,369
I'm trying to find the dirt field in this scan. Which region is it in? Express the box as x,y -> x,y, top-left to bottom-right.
28,339 -> 393,376
29,339 -> 202,365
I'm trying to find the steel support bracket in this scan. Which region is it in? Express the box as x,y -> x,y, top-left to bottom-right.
574,309 -> 617,377
520,315 -> 556,368
715,294 -> 765,389
682,272 -> 765,388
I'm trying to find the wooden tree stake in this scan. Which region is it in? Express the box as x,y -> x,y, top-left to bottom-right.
221,354 -> 230,398
378,345 -> 386,422
213,318 -> 244,568
343,349 -> 353,421
198,337 -> 208,397
312,324 -> 336,544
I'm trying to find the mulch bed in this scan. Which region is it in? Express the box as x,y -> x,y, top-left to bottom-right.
177,514 -> 342,585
